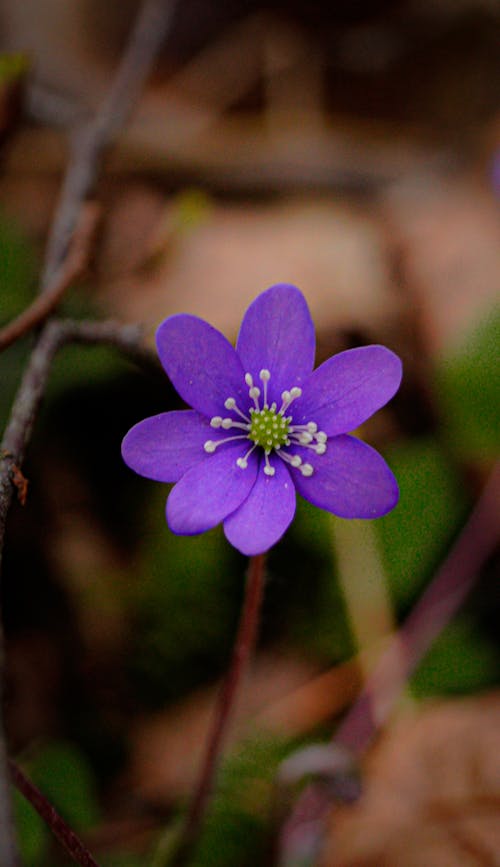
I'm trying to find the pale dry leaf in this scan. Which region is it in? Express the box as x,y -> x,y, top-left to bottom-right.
322,692 -> 500,867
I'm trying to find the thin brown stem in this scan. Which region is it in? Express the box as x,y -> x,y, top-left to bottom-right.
0,204 -> 99,353
170,553 -> 267,867
41,0 -> 178,289
335,460 -> 500,755
9,761 -> 100,867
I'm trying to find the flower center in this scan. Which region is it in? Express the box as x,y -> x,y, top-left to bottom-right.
203,368 -> 327,477
248,406 -> 290,450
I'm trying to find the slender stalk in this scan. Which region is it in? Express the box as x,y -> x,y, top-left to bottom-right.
170,553 -> 267,867
9,761 -> 100,867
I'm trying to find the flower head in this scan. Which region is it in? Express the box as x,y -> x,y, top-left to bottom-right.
122,284 -> 402,555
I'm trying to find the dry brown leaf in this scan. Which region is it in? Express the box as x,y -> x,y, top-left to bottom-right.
383,179 -> 500,355
322,692 -> 500,867
98,197 -> 402,344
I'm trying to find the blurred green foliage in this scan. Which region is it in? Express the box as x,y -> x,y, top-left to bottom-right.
436,309 -> 500,460
376,438 -> 468,609
13,740 -> 100,866
411,617 -> 499,697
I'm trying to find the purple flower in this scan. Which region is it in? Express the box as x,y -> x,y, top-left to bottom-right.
122,284 -> 402,555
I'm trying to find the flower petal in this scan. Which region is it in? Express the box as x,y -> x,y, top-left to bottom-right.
121,410 -> 224,483
295,346 -> 402,436
156,314 -> 246,418
292,434 -> 399,518
224,455 -> 296,555
236,284 -> 315,406
166,442 -> 259,535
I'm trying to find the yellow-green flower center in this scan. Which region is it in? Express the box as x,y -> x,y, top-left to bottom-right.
248,407 -> 290,451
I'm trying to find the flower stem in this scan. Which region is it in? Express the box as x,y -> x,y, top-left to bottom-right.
9,760 -> 100,866
169,553 -> 266,867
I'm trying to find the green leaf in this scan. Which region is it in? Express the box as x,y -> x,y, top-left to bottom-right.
13,787 -> 49,867
0,52 -> 30,85
376,439 -> 467,608
28,741 -> 100,832
436,308 -> 500,459
411,618 -> 499,696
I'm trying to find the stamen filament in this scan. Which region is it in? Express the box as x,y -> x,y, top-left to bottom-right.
263,452 -> 275,476
204,435 -> 248,453
236,442 -> 258,469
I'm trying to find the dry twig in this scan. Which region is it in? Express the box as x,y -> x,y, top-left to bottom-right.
0,204 -> 99,352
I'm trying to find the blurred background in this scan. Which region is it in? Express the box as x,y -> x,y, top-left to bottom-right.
0,0 -> 499,864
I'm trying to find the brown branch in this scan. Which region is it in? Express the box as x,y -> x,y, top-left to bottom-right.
41,0 -> 178,290
0,318 -> 148,555
9,761 -> 100,867
0,204 -> 99,352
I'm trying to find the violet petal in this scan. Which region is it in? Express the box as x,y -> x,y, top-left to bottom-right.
295,346 -> 402,436
292,435 -> 399,518
121,410 -> 222,483
166,442 -> 259,534
224,455 -> 296,555
236,284 -> 315,406
156,314 -> 246,418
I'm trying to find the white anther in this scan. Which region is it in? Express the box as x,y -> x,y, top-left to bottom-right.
221,418 -> 234,429
259,369 -> 271,406
316,431 -> 327,443
298,432 -> 313,444
224,398 -> 236,409
290,387 -> 302,400
290,454 -> 302,467
236,442 -> 258,470
245,373 -> 254,387
315,443 -> 327,455
204,441 -> 217,453
249,386 -> 260,399
263,452 -> 275,476
307,422 -> 318,433
300,463 -> 314,477
210,416 -> 223,428
281,390 -> 291,404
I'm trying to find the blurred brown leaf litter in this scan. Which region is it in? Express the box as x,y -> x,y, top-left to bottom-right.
322,693 -> 500,867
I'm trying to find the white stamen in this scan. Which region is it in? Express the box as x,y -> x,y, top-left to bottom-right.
316,431 -> 327,443
259,369 -> 271,407
210,416 -> 223,428
221,418 -> 234,429
300,463 -> 314,477
224,398 -> 236,409
263,452 -> 275,476
245,373 -> 254,387
236,442 -> 258,470
279,386 -> 302,414
276,450 -> 302,468
315,443 -> 327,455
249,385 -> 261,410
204,435 -> 248,453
